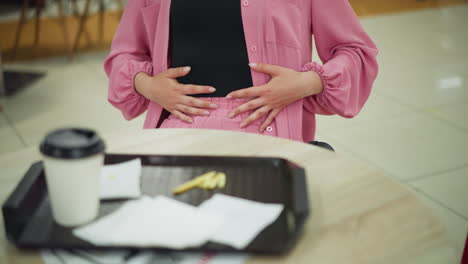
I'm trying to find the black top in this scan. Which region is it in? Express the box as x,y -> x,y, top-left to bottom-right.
169,0 -> 253,97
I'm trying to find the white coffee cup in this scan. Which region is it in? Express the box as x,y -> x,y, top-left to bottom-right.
40,128 -> 105,227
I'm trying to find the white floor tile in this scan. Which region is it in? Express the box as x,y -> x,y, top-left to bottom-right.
426,102 -> 468,131
314,132 -> 360,160
75,50 -> 109,63
0,113 -> 24,155
412,189 -> 468,262
361,6 -> 468,109
410,167 -> 468,218
316,93 -> 413,131
326,111 -> 468,181
2,60 -> 144,147
4,51 -> 108,73
375,59 -> 468,109
0,147 -> 41,182
4,55 -> 76,73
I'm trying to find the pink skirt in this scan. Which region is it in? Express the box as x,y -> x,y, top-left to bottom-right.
159,97 -> 278,137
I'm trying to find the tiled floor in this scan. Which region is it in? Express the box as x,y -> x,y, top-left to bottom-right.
0,112 -> 24,155
1,53 -> 145,149
1,3 -> 467,262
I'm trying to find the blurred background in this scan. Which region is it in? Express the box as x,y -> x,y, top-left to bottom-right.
0,0 -> 467,261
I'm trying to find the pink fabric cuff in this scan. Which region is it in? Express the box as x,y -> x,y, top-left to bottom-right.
129,60 -> 154,95
301,61 -> 329,96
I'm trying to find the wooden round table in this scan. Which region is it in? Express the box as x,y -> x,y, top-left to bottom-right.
0,129 -> 456,263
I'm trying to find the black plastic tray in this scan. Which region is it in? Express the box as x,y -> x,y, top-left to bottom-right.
2,154 -> 309,254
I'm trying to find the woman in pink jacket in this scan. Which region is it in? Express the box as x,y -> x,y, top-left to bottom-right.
104,0 -> 378,149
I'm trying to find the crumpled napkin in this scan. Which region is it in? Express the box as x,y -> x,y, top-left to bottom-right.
199,194 -> 284,249
73,196 -> 225,249
99,158 -> 142,200
41,250 -> 249,264
74,194 -> 283,250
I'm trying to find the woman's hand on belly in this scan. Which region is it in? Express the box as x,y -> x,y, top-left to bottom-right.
135,67 -> 218,123
226,63 -> 323,132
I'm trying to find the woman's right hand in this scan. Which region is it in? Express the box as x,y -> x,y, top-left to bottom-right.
134,66 -> 218,123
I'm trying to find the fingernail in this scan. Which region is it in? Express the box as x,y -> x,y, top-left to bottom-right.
208,87 -> 216,92
226,95 -> 232,99
249,63 -> 257,67
240,122 -> 246,128
183,66 -> 191,72
210,104 -> 217,108
228,113 -> 235,118
203,111 -> 210,115
187,118 -> 193,123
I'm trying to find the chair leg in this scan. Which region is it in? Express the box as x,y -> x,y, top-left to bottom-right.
71,0 -> 91,60
33,0 -> 45,55
98,0 -> 105,43
56,0 -> 71,59
12,0 -> 29,60
71,0 -> 92,45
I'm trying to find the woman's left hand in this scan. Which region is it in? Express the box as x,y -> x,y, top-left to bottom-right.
227,63 -> 323,132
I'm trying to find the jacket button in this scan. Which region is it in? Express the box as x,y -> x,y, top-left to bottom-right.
250,45 -> 257,52
242,0 -> 249,6
266,126 -> 273,132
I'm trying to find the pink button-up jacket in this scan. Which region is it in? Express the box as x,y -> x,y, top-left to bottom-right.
104,0 -> 378,142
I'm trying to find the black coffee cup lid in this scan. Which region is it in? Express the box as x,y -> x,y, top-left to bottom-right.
40,128 -> 105,159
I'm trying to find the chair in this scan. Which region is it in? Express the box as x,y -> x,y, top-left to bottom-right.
309,141 -> 335,152
12,0 -> 71,60
71,0 -> 123,59
12,0 -> 123,61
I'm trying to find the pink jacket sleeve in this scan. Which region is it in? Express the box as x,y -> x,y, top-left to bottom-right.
104,0 -> 152,120
302,0 -> 379,117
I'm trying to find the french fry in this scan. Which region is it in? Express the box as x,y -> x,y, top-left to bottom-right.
217,172 -> 226,188
201,176 -> 212,189
172,171 -> 227,194
172,178 -> 203,195
172,171 -> 216,194
207,173 -> 219,189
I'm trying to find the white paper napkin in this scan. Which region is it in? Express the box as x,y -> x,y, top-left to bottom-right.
41,250 -> 249,264
199,194 -> 284,249
175,253 -> 249,264
99,158 -> 142,199
73,196 -> 225,249
73,194 -> 283,250
41,249 -> 129,264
